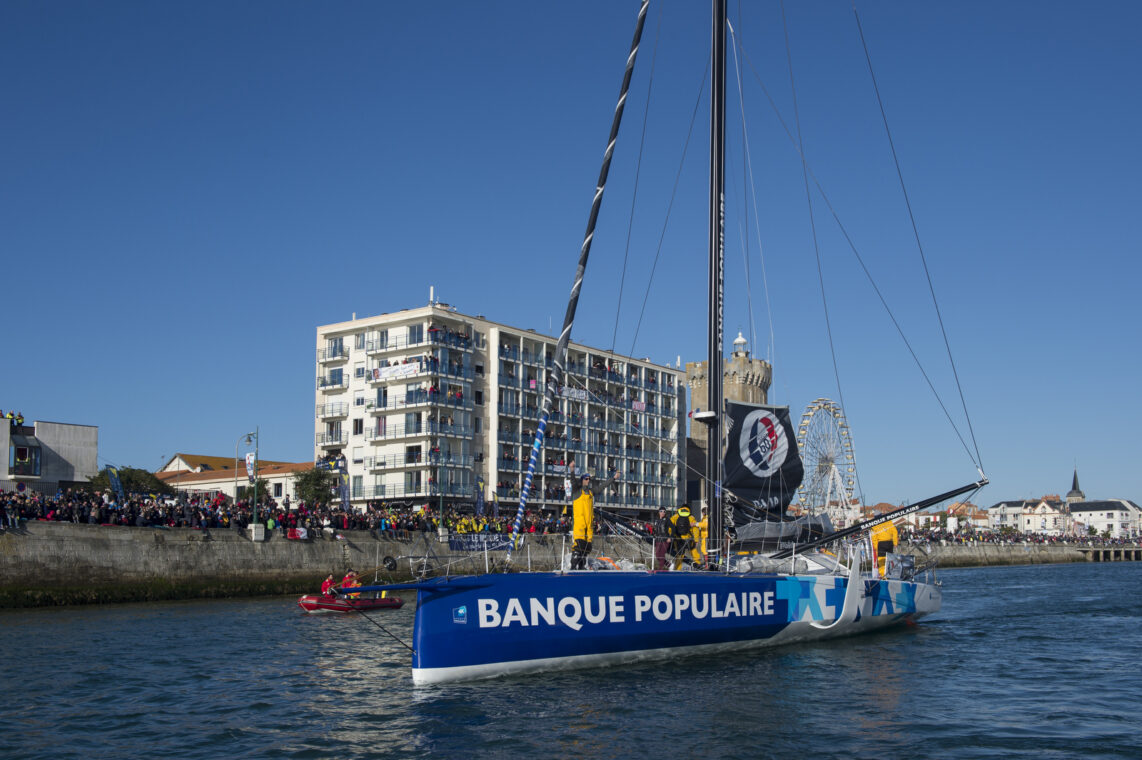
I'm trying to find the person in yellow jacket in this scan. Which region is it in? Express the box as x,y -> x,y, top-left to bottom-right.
566,458 -> 619,570
670,505 -> 702,569
870,519 -> 899,578
693,505 -> 708,567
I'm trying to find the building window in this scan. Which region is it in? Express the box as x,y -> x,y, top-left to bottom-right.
355,362 -> 365,379
352,475 -> 363,498
408,324 -> 424,344
474,417 -> 482,433
352,446 -> 363,464
352,418 -> 364,436
475,389 -> 483,406
355,333 -> 365,350
274,483 -> 283,498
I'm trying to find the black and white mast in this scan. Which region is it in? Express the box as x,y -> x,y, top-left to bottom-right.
505,0 -> 650,561
705,0 -> 728,554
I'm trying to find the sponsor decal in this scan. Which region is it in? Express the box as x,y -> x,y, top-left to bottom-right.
452,605 -> 468,624
738,409 -> 788,477
476,592 -> 776,631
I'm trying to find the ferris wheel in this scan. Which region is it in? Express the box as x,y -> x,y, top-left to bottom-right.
796,398 -> 857,519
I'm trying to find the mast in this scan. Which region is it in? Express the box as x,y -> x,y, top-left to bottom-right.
706,0 -> 728,553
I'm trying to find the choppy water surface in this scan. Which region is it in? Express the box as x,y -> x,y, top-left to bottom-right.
2,562 -> 1139,759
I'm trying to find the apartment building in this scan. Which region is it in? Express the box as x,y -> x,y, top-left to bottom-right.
315,302 -> 686,517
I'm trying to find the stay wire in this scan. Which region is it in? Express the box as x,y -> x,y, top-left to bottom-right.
778,0 -> 866,508
726,19 -> 776,371
735,42 -> 982,473
627,59 -> 709,356
610,4 -> 663,356
851,1 -> 984,473
730,6 -> 758,355
352,607 -> 414,653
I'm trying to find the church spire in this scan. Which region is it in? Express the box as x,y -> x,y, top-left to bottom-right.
1066,468 -> 1084,503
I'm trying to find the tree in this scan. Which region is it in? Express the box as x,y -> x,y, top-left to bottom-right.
293,466 -> 337,507
89,466 -> 174,497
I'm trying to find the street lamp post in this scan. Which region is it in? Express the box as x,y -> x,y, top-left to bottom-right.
236,430 -> 256,520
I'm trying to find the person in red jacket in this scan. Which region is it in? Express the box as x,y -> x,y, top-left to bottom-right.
320,574 -> 335,597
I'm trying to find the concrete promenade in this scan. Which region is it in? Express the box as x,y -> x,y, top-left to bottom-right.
0,521 -> 1136,607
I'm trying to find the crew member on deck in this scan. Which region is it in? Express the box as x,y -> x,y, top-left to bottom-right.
566,458 -> 619,570
321,574 -> 335,597
652,507 -> 671,570
670,505 -> 700,569
870,520 -> 899,578
693,504 -> 708,567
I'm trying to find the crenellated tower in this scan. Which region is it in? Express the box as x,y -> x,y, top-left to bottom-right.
685,331 -> 772,452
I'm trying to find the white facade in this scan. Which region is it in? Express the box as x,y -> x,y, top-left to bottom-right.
987,501 -> 1028,532
315,304 -> 685,516
1067,500 -> 1141,539
1021,499 -> 1069,536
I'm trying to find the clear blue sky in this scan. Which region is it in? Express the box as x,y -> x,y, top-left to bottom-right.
3,1 -> 1139,507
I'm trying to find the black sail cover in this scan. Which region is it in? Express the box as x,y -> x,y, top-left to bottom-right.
722,401 -> 804,528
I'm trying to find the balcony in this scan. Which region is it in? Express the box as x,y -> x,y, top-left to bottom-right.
316,432 -> 348,448
427,326 -> 473,351
428,421 -> 474,437
316,402 -> 349,419
365,332 -> 434,355
428,453 -> 474,468
317,376 -> 348,392
364,423 -> 428,442
364,455 -> 390,471
317,346 -> 349,363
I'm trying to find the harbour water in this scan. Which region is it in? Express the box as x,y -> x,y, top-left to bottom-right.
2,562 -> 1139,759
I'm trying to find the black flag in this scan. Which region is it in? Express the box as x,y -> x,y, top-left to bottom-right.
722,401 -> 804,524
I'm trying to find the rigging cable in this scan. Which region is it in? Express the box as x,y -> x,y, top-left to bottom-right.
610,3 -> 663,357
735,42 -> 984,473
626,60 -> 709,356
350,606 -> 415,653
726,17 -> 777,370
777,0 -> 867,508
851,1 -> 984,473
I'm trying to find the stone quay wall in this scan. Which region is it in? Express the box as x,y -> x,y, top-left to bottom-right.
0,522 -> 1132,607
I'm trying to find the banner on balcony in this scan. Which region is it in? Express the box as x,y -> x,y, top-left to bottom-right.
371,363 -> 420,382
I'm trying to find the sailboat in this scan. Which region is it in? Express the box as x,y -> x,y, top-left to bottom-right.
351,0 -> 986,685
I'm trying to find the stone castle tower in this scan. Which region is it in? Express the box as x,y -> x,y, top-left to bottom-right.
685,332 -> 772,451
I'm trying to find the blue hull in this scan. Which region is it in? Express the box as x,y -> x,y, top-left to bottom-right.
399,571 -> 939,684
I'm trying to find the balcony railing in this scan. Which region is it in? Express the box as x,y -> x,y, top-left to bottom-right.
316,402 -> 349,419
317,376 -> 348,391
317,346 -> 349,363
364,423 -> 427,442
316,432 -> 348,447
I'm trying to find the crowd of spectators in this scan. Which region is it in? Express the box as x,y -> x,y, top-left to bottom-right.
3,488 -> 1135,546
902,526 -> 1138,546
0,488 -> 617,541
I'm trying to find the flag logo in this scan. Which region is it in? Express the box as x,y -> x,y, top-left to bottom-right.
739,409 -> 789,477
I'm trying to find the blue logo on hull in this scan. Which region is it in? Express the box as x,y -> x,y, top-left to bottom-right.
453,605 -> 468,624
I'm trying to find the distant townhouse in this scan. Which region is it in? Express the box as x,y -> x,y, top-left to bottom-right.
1067,500 -> 1140,539
2,417 -> 98,495
156,453 -> 308,503
987,500 -> 1031,532
314,301 -> 686,517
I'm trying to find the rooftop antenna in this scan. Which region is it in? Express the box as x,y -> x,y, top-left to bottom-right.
429,285 -> 435,304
